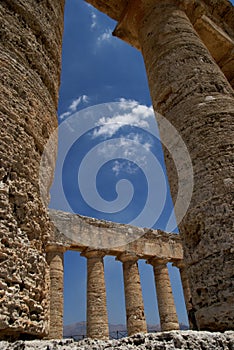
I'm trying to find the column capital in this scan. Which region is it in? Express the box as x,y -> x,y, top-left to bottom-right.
147,257 -> 169,267
46,244 -> 67,253
113,0 -> 184,50
81,249 -> 106,259
117,252 -> 139,263
172,260 -> 186,269
113,0 -> 141,50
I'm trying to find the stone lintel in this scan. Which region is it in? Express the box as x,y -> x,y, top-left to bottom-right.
85,0 -> 234,36
48,210 -> 183,261
193,14 -> 234,87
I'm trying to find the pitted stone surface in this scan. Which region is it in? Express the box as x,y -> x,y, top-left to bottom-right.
118,254 -> 147,336
0,0 -> 65,338
0,331 -> 233,349
114,0 -> 234,331
47,250 -> 65,339
48,209 -> 183,259
150,260 -> 179,332
1,0 -> 234,340
83,250 -> 109,340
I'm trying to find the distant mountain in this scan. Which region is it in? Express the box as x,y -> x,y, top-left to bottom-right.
63,322 -> 188,339
63,321 -> 86,338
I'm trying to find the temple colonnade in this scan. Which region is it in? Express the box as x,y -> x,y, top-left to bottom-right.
46,214 -> 189,340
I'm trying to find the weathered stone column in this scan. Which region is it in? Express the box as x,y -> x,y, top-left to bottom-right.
46,246 -> 66,339
0,0 -> 65,339
117,253 -> 147,336
149,259 -> 179,331
173,260 -> 197,330
82,250 -> 109,340
114,0 -> 234,331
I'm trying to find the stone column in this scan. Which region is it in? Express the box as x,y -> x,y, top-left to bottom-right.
0,0 -> 65,339
117,253 -> 147,336
173,260 -> 197,330
114,0 -> 234,331
82,250 -> 109,340
47,246 -> 66,339
149,259 -> 179,331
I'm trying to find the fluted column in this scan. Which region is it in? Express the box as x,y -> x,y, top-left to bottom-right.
173,261 -> 197,330
47,246 -> 66,339
117,253 -> 147,336
114,0 -> 234,331
82,250 -> 109,340
149,259 -> 179,331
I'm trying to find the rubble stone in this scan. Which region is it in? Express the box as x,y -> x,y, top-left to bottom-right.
0,331 -> 233,350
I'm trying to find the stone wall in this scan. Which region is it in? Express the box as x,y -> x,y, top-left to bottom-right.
0,0 -> 65,339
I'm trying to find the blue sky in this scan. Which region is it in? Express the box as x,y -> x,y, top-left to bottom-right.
48,0 -> 234,329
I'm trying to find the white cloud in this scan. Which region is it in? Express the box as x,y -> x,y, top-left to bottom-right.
85,2 -> 97,29
82,95 -> 89,103
93,99 -> 154,138
69,96 -> 83,112
91,12 -> 97,29
97,29 -> 112,44
58,95 -> 89,121
118,98 -> 139,110
59,111 -> 71,120
96,137 -> 149,176
69,95 -> 89,112
91,99 -> 156,176
112,160 -> 138,176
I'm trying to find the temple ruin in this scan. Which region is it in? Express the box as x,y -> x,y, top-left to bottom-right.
47,210 -> 185,339
0,0 -> 234,341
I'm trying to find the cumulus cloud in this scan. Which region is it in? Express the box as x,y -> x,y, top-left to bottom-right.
112,160 -> 138,176
96,137 -> 150,176
92,99 -> 156,176
59,95 -> 89,120
93,99 -> 154,138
